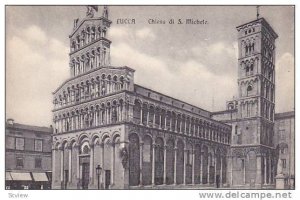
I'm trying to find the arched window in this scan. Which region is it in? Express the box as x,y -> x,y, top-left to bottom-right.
247,85 -> 252,96
246,66 -> 249,76
133,100 -> 141,124
250,64 -> 254,75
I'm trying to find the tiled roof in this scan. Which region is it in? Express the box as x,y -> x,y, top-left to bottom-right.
6,123 -> 52,134
275,111 -> 295,119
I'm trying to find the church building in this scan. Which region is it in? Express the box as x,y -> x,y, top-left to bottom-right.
51,6 -> 292,190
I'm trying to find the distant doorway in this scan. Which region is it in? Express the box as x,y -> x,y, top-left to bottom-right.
81,163 -> 90,189
105,170 -> 111,189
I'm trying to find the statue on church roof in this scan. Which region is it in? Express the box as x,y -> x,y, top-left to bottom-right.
86,5 -> 98,18
103,6 -> 109,19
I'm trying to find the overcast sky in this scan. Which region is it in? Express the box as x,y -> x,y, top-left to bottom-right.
6,6 -> 294,127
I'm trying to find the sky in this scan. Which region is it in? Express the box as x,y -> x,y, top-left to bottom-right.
6,5 -> 294,127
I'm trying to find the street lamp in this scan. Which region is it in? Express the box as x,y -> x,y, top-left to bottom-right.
96,165 -> 102,190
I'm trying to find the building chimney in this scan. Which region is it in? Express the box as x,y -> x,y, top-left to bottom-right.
7,118 -> 14,125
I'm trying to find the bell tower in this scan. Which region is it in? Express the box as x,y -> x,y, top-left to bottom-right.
236,17 -> 278,146
231,16 -> 278,188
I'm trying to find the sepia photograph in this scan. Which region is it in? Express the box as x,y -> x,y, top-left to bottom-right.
5,4 -> 295,194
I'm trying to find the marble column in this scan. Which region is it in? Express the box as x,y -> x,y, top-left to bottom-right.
192,149 -> 195,185
183,149 -> 186,185
163,145 -> 167,184
111,143 -> 115,186
89,144 -> 94,185
173,147 -> 177,185
264,156 -> 267,184
68,146 -> 72,183
152,143 -> 156,185
200,152 -> 203,184
139,143 -> 143,186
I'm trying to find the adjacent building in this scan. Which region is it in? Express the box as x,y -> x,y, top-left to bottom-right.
5,119 -> 53,189
274,111 -> 295,188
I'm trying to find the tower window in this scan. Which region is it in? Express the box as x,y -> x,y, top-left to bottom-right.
246,66 -> 250,76
250,64 -> 254,75
247,85 -> 253,96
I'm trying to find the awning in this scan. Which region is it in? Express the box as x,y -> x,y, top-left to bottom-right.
6,172 -> 12,181
32,173 -> 49,182
10,172 -> 32,181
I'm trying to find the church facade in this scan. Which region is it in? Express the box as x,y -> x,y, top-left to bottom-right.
51,6 -> 292,190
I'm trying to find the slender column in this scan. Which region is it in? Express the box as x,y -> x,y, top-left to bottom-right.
76,145 -> 80,185
153,112 -> 156,128
220,157 -> 223,186
214,155 -> 217,184
264,156 -> 267,184
163,145 -> 167,184
60,147 -> 64,183
111,143 -> 115,186
99,110 -> 102,125
192,149 -> 195,185
207,155 -> 210,184
184,120 -> 187,134
164,115 -> 167,130
268,155 -> 272,184
52,148 -> 56,183
183,149 -> 186,185
179,120 -> 182,133
231,156 -> 233,186
89,144 -> 94,185
146,109 -> 150,126
200,152 -> 203,184
140,107 -> 143,125
105,108 -> 108,124
174,117 -> 178,133
169,115 -> 172,131
101,144 -> 105,185
95,110 -> 98,126
118,105 -> 122,122
152,143 -> 156,185
117,105 -> 120,122
61,119 -> 64,133
244,158 -> 246,184
68,146 -> 72,183
139,143 -> 143,185
173,147 -> 177,185
159,113 -> 162,129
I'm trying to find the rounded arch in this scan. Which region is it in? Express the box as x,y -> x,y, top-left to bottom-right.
101,132 -> 110,143
77,133 -> 90,145
112,131 -> 121,143
91,133 -> 100,145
